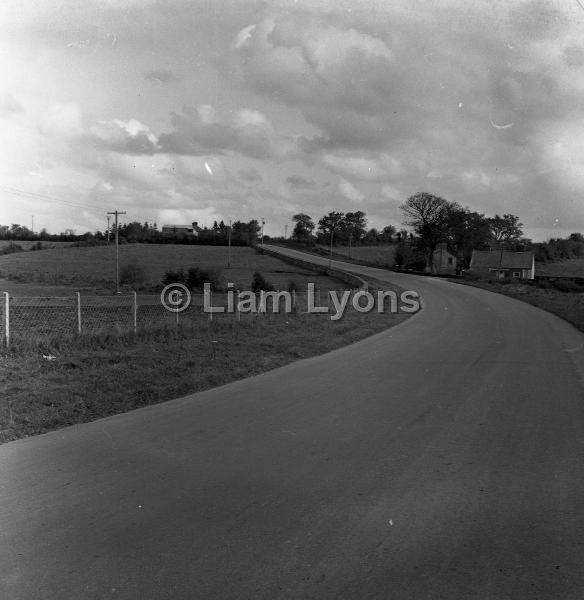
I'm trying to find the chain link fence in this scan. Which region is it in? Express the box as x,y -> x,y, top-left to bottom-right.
0,289 -> 352,347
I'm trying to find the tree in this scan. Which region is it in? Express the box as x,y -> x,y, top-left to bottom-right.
317,212 -> 345,246
444,204 -> 491,266
401,192 -> 449,271
489,214 -> 523,245
339,211 -> 367,244
291,213 -> 315,242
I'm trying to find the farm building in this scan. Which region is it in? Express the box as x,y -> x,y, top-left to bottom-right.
432,243 -> 458,275
469,249 -> 535,280
161,222 -> 204,237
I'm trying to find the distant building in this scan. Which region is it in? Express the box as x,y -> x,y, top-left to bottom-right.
161,222 -> 204,237
432,243 -> 458,275
469,249 -> 535,280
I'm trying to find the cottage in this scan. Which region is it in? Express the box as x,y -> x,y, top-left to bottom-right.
469,249 -> 535,280
161,221 -> 204,237
432,243 -> 458,275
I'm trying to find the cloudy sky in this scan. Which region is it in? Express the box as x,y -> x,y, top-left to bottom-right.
1,0 -> 584,240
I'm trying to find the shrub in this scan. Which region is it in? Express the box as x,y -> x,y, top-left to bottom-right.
120,263 -> 147,285
553,279 -> 583,293
162,268 -> 186,286
186,266 -> 225,291
251,271 -> 274,293
0,243 -> 24,255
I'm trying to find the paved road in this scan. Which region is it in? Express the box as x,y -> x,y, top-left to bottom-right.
2,246 -> 584,599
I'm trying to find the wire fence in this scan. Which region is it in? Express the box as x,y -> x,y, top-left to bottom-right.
0,289 -> 358,347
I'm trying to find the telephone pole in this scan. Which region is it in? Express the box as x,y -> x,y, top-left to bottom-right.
106,215 -> 111,245
107,210 -> 126,293
227,220 -> 232,268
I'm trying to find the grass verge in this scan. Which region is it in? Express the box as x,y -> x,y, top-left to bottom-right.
451,278 -> 584,332
0,289 -> 412,443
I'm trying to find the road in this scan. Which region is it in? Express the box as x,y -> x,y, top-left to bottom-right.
2,245 -> 584,599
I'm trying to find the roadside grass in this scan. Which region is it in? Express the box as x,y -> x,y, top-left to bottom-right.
315,244 -> 396,268
0,296 -> 412,443
453,279 -> 584,332
0,244 -> 346,295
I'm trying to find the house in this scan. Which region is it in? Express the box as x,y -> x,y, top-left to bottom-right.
161,221 -> 204,237
432,243 -> 458,275
469,249 -> 535,280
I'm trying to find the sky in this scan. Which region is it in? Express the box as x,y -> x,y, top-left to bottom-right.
1,0 -> 584,241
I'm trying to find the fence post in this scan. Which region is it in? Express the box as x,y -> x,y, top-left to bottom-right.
4,292 -> 9,348
133,291 -> 137,334
76,292 -> 81,334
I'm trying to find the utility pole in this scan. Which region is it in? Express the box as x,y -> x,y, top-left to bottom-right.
107,210 -> 126,293
227,220 -> 232,268
31,215 -> 34,235
106,215 -> 111,245
260,218 -> 265,245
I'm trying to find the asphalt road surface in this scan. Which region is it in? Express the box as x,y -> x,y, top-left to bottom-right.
3,246 -> 584,599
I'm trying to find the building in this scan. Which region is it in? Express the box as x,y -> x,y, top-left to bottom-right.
161,222 -> 204,237
469,249 -> 535,280
432,243 -> 458,275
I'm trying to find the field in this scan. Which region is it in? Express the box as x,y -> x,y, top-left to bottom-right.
536,258 -> 584,277
315,244 -> 395,268
0,243 -> 347,295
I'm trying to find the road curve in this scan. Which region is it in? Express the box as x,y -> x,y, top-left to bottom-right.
2,246 -> 584,599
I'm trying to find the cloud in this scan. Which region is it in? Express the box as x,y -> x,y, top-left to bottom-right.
239,168 -> 262,182
144,68 -> 178,83
39,103 -> 84,139
338,178 -> 364,203
322,153 -> 402,181
0,93 -> 24,118
286,174 -> 316,189
88,118 -> 160,153
158,105 -> 296,160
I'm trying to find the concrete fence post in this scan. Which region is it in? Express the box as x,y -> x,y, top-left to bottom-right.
4,292 -> 9,348
76,292 -> 82,334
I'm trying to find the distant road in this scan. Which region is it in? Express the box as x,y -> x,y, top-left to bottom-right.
3,246 -> 584,599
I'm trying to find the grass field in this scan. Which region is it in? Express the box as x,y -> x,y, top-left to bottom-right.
536,258 -> 584,277
0,283 -> 413,442
314,244 -> 396,268
0,243 -> 346,295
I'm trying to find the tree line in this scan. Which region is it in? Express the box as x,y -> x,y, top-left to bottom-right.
291,211 -> 396,246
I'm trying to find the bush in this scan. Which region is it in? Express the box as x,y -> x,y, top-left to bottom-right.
0,243 -> 24,255
120,263 -> 147,285
186,266 -> 225,291
162,268 -> 186,286
251,271 -> 274,293
553,279 -> 583,293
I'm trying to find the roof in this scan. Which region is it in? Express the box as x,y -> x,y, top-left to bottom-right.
470,250 -> 533,270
